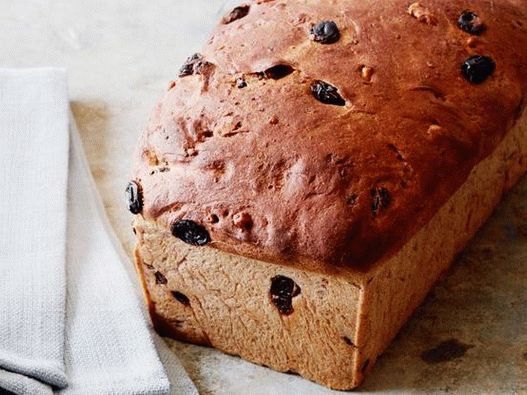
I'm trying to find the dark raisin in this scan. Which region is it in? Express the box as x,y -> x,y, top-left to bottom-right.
236,77 -> 247,88
263,64 -> 294,80
155,271 -> 168,285
310,80 -> 345,106
346,194 -> 358,206
125,181 -> 143,215
222,5 -> 250,24
171,291 -> 190,306
270,275 -> 301,315
458,11 -> 485,35
178,53 -> 210,78
461,55 -> 495,84
310,20 -> 340,44
371,187 -> 391,217
179,53 -> 200,77
171,220 -> 211,246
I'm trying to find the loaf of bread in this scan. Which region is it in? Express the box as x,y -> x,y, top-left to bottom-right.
128,0 -> 527,389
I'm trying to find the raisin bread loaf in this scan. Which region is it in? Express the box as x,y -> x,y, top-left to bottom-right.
128,0 -> 527,389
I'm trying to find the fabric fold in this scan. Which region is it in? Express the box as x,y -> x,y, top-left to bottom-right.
60,118 -> 170,395
0,68 -> 193,394
0,68 -> 69,394
66,119 -> 199,395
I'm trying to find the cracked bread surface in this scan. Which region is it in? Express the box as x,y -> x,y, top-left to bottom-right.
132,0 -> 527,269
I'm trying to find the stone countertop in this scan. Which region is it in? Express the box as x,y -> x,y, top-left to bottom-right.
2,1 -> 526,394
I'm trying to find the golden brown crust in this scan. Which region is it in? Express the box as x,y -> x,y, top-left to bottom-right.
133,0 -> 527,268
133,106 -> 527,390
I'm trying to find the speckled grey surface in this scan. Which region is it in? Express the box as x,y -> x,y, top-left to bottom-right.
2,1 -> 526,393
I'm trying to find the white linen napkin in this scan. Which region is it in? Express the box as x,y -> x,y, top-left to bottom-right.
0,68 -> 69,395
0,69 -> 197,395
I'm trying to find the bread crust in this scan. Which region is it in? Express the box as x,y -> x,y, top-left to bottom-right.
134,105 -> 527,389
132,0 -> 527,269
130,0 -> 527,389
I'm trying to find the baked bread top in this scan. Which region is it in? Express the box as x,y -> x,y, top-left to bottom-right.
132,0 -> 527,270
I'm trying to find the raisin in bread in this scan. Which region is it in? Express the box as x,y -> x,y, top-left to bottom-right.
128,0 -> 527,389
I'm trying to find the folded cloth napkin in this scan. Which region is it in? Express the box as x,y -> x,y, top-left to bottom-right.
0,69 -> 198,395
